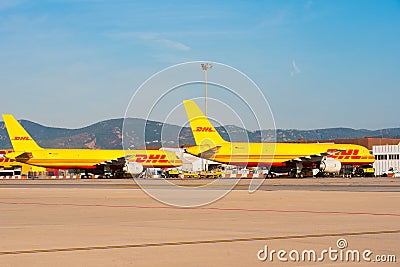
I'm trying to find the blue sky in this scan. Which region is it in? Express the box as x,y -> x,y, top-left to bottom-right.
0,0 -> 399,129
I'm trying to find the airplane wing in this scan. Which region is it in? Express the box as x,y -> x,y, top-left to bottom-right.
287,149 -> 344,163
98,155 -> 134,167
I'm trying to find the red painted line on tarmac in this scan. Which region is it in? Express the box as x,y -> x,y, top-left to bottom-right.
205,207 -> 400,217
0,201 -> 400,217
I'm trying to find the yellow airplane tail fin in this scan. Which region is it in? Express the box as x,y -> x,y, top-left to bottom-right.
2,114 -> 42,151
183,100 -> 226,147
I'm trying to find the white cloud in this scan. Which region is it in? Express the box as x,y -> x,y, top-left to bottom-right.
157,38 -> 190,51
290,59 -> 301,76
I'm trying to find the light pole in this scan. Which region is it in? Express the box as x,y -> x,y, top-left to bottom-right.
201,63 -> 212,116
201,63 -> 212,172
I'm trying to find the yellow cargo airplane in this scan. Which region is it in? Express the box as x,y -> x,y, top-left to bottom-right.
183,100 -> 375,177
2,114 -> 182,176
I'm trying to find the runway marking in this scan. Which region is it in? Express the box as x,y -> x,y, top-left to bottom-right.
1,229 -> 399,256
1,201 -> 400,217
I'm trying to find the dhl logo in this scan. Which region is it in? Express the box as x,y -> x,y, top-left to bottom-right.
13,137 -> 30,141
134,154 -> 170,164
0,158 -> 15,163
195,126 -> 214,132
327,149 -> 361,160
0,150 -> 15,163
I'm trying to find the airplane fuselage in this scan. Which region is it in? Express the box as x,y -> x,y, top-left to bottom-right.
8,149 -> 182,169
186,142 -> 374,167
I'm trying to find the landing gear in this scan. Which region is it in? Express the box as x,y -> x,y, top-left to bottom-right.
292,172 -> 304,178
264,170 -> 278,178
290,168 -> 303,178
81,170 -> 90,179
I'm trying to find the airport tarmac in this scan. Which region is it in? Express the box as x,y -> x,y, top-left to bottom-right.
1,177 -> 400,192
0,178 -> 399,266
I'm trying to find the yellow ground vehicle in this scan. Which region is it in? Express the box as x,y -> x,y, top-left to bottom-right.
163,169 -> 180,178
354,164 -> 375,177
183,172 -> 199,178
199,170 -> 222,178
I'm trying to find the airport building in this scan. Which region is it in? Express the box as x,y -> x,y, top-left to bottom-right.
372,145 -> 400,176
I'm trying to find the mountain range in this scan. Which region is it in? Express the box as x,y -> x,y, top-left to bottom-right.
1,118 -> 399,150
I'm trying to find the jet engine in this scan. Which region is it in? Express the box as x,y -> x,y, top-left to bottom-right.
125,162 -> 144,175
319,157 -> 341,173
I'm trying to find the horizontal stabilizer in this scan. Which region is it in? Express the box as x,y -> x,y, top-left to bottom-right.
5,151 -> 33,162
185,145 -> 221,159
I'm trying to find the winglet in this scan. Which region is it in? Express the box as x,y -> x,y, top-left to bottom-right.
2,114 -> 42,151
